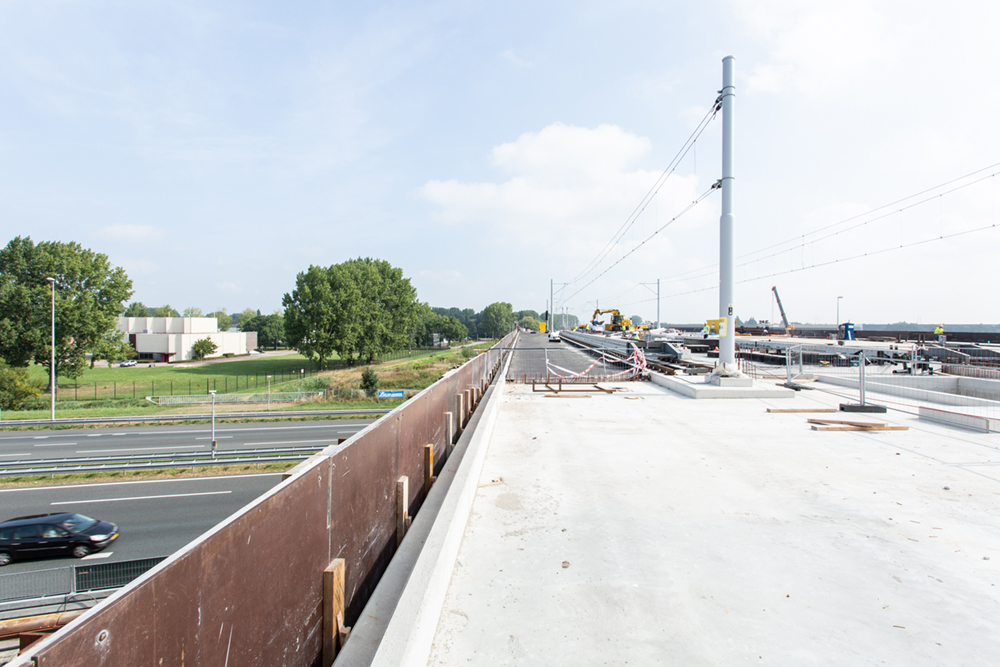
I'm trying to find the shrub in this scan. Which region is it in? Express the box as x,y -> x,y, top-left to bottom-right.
360,367 -> 379,397
0,362 -> 44,410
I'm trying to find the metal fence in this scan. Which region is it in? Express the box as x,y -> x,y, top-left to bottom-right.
739,340 -> 1000,431
150,391 -> 325,406
0,557 -> 166,604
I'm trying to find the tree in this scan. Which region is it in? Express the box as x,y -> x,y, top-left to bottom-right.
0,237 -> 133,380
283,258 -> 419,367
360,367 -> 379,397
207,310 -> 232,331
123,302 -> 147,317
153,305 -> 179,317
0,361 -> 44,410
283,264 -> 360,369
630,315 -> 643,326
183,307 -> 203,317
516,309 -> 540,321
241,313 -> 285,349
519,316 -> 539,331
480,302 -> 515,338
91,330 -> 137,368
191,338 -> 218,360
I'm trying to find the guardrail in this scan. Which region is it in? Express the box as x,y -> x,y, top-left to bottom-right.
0,407 -> 391,428
0,446 -> 324,477
14,333 -> 515,665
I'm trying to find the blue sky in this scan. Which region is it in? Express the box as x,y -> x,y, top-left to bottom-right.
3,1 -> 999,325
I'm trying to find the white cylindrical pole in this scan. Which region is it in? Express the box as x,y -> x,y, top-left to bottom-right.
718,55 -> 736,370
657,278 -> 660,329
47,277 -> 55,421
549,279 -> 554,332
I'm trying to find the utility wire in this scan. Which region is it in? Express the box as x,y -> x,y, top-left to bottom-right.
564,184 -> 721,303
569,98 -> 722,284
658,166 -> 1000,286
662,218 -> 1000,299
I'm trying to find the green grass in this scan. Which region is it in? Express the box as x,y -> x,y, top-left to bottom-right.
0,461 -> 301,489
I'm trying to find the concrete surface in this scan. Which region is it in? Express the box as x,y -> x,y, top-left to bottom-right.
422,380 -> 1000,666
651,372 -> 795,399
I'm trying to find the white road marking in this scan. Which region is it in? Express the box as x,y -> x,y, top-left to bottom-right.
112,434 -> 127,436
0,472 -> 283,493
76,445 -> 205,454
34,443 -> 77,447
81,552 -> 113,560
33,436 -> 48,439
51,490 -> 232,505
0,453 -> 30,457
194,436 -> 233,440
86,434 -> 101,437
251,439 -> 339,446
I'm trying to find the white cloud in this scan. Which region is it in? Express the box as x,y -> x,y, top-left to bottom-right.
420,123 -> 714,309
215,282 -> 241,293
498,49 -> 529,67
94,224 -> 164,243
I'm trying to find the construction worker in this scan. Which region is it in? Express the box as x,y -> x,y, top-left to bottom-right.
701,322 -> 710,339
934,324 -> 945,344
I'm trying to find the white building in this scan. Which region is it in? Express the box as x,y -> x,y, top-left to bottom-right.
117,317 -> 258,363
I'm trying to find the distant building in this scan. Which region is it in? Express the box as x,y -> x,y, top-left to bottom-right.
117,317 -> 258,363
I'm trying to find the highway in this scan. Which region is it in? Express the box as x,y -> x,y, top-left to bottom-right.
0,419 -> 374,462
0,474 -> 285,574
507,331 -> 607,380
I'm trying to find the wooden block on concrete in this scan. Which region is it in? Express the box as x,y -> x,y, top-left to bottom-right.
323,558 -> 349,667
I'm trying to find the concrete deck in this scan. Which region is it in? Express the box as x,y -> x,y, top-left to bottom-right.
419,380 -> 1000,665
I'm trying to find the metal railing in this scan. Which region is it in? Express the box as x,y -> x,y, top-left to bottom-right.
0,557 -> 166,604
0,446 -> 324,477
149,390 -> 325,406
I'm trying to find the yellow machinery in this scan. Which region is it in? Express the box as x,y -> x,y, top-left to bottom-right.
591,309 -> 633,333
704,318 -> 725,335
538,322 -> 547,333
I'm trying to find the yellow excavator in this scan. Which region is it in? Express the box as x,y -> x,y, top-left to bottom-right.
591,309 -> 633,333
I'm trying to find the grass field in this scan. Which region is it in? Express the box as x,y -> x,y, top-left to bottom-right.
4,341 -> 496,422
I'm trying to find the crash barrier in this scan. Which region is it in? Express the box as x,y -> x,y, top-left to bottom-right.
149,390 -> 324,406
13,333 -> 514,666
506,331 -> 646,384
737,341 -> 1000,428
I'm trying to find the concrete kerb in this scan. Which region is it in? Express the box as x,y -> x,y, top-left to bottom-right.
336,335 -> 516,667
650,370 -> 796,399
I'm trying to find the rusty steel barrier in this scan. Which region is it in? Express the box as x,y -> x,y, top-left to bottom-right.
16,334 -> 515,667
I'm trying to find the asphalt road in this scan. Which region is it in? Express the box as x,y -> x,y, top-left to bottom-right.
0,419 -> 374,462
508,332 -> 606,380
0,474 -> 285,573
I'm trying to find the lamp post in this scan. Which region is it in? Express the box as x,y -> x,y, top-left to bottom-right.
837,296 -> 843,329
46,277 -> 55,421
209,390 -> 217,458
267,375 -> 272,411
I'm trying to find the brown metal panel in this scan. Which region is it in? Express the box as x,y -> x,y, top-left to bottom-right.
28,333 -> 517,667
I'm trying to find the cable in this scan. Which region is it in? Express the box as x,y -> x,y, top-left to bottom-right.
662,218 -> 1000,299
657,163 -> 1000,285
569,97 -> 722,284
563,185 -> 721,303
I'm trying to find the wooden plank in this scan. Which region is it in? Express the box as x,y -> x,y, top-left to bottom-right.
811,424 -> 909,431
424,444 -> 436,490
323,558 -> 348,667
807,418 -> 889,427
544,394 -> 592,398
767,408 -> 838,413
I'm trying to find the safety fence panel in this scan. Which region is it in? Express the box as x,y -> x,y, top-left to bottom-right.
21,333 -> 514,667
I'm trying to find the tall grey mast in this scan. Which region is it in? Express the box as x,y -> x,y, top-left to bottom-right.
718,55 -> 737,372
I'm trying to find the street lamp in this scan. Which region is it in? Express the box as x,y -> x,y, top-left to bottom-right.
836,296 -> 843,328
209,390 -> 217,458
267,375 -> 272,411
46,277 -> 55,421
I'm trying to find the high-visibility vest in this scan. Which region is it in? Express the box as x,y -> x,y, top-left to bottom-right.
934,326 -> 944,335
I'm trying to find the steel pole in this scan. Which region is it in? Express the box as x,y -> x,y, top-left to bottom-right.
47,278 -> 55,421
657,278 -> 660,329
718,55 -> 736,370
549,279 -> 554,332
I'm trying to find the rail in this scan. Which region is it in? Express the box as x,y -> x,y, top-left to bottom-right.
0,445 -> 324,476
0,407 -> 391,428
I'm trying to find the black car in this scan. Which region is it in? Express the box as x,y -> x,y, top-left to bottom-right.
0,512 -> 119,566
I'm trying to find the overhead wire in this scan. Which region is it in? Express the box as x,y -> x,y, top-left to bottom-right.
568,96 -> 722,284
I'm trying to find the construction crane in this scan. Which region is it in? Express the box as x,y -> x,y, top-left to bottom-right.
591,309 -> 633,333
771,286 -> 793,331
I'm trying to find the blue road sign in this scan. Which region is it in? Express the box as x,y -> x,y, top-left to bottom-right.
377,390 -> 405,399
